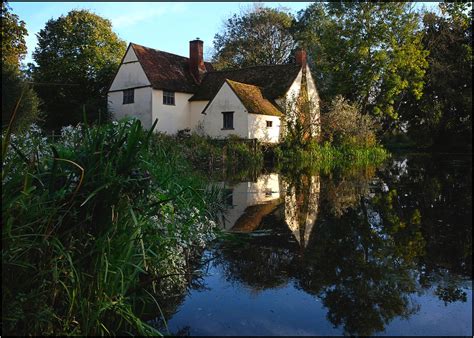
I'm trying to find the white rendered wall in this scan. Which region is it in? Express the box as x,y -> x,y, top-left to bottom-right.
202,82 -> 248,139
152,90 -> 193,134
123,45 -> 138,63
108,87 -> 153,129
109,48 -> 150,91
189,100 -> 208,132
248,114 -> 281,143
305,64 -> 321,137
284,67 -> 303,113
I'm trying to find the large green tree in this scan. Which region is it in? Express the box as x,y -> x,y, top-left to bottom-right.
1,2 -> 40,131
32,10 -> 126,130
295,3 -> 428,128
212,5 -> 296,69
400,3 -> 472,150
1,1 -> 28,67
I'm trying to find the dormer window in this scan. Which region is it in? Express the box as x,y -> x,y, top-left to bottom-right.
123,89 -> 134,104
163,91 -> 175,105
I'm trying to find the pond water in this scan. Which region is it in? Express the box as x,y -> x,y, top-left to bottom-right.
153,153 -> 472,336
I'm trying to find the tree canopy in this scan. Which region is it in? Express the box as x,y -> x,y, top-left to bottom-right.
1,1 -> 28,67
212,5 -> 296,69
32,9 -> 126,130
399,3 -> 472,150
1,2 -> 40,132
294,2 -> 429,127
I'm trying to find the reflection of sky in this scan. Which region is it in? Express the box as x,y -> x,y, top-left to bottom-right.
380,285 -> 473,336
163,259 -> 473,336
164,260 -> 340,336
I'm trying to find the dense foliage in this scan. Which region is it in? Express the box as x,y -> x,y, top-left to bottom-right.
2,120 -> 222,335
212,3 -> 471,151
32,10 -> 126,130
1,1 -> 28,67
2,63 -> 41,133
212,5 -> 296,69
400,3 -> 472,150
294,2 -> 428,126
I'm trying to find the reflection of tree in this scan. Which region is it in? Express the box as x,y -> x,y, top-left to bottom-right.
296,205 -> 420,336
321,165 -> 376,217
213,155 -> 471,335
156,155 -> 471,335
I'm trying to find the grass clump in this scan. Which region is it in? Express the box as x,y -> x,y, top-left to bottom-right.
2,119 -> 222,336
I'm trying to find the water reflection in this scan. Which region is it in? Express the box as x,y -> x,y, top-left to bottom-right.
157,154 -> 472,336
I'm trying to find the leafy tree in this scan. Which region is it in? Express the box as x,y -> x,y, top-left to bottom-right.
1,2 -> 40,131
212,5 -> 296,69
294,3 -> 428,128
2,63 -> 41,132
32,10 -> 126,130
1,1 -> 28,67
400,3 -> 472,150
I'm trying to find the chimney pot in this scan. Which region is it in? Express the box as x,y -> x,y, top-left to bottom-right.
189,39 -> 206,83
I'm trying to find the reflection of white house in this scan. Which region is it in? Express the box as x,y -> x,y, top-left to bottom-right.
283,175 -> 320,248
217,173 -> 321,248
218,174 -> 281,231
107,39 -> 320,143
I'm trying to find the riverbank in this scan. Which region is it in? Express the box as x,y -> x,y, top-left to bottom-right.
2,120 -> 223,335
2,120 -> 390,335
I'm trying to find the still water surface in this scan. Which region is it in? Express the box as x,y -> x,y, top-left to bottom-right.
155,153 -> 472,336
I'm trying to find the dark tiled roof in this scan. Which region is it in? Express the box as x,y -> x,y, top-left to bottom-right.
131,43 -> 214,93
226,80 -> 283,117
189,64 -> 301,101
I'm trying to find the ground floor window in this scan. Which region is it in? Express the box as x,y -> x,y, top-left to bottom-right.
163,91 -> 175,105
222,111 -> 234,129
266,120 -> 273,128
123,89 -> 134,104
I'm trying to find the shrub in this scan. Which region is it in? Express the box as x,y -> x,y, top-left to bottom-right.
321,95 -> 380,147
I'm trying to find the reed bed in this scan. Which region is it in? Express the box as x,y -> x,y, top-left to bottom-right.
2,119 -> 223,335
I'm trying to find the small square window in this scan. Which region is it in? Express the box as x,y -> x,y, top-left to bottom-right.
163,91 -> 175,105
222,112 -> 234,129
123,89 -> 134,104
266,120 -> 273,128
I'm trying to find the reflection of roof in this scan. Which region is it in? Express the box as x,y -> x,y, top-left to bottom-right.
231,200 -> 281,232
226,80 -> 283,117
131,43 -> 214,93
189,64 -> 301,101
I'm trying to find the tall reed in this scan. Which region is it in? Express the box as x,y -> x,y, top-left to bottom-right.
2,119 -> 222,335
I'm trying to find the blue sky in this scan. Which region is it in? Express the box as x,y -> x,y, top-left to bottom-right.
10,2 -> 439,65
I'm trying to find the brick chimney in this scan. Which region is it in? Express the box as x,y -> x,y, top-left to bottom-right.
189,38 -> 206,83
295,48 -> 307,67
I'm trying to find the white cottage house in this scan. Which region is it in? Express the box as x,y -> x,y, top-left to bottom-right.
107,39 -> 320,143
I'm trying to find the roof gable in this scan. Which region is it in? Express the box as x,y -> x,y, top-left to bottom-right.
130,43 -> 213,93
189,64 -> 301,101
226,80 -> 283,117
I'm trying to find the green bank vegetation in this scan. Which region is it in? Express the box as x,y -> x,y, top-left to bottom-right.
2,119 -> 223,335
